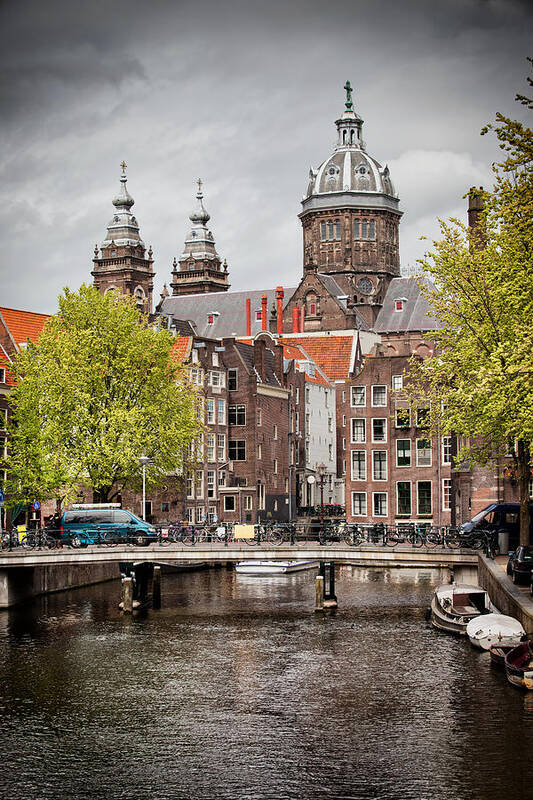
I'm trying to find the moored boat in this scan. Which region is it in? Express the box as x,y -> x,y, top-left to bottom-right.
430,583 -> 496,635
466,613 -> 525,650
489,644 -> 517,669
235,560 -> 319,575
505,641 -> 533,690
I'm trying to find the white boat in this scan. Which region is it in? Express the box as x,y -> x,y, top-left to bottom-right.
466,614 -> 525,650
430,583 -> 497,635
235,560 -> 320,575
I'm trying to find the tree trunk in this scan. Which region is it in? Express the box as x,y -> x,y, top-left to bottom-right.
517,439 -> 531,547
93,487 -> 111,503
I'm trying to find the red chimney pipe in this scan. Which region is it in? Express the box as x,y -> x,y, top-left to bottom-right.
276,286 -> 284,335
246,298 -> 251,337
299,306 -> 305,333
261,294 -> 268,331
292,306 -> 299,333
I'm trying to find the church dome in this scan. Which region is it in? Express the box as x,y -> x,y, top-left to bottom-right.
302,82 -> 400,217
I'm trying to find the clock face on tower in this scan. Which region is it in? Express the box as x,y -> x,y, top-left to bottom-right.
357,277 -> 373,296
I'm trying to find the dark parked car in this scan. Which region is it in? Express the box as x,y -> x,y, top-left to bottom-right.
506,545 -> 533,585
460,502 -> 533,552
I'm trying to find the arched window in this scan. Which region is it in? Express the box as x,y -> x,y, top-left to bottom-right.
306,292 -> 317,317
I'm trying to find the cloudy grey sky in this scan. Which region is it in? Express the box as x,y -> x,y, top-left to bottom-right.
1,0 -> 531,313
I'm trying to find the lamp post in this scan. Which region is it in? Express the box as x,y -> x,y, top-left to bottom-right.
139,456 -> 151,520
316,462 -> 326,531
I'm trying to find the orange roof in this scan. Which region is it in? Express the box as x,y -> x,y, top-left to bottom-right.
0,307 -> 50,348
0,347 -> 16,386
278,335 -> 354,381
171,336 -> 192,363
304,371 -> 330,387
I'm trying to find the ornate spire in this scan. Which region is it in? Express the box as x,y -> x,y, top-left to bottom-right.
344,80 -> 353,112
189,178 -> 211,225
102,163 -> 144,248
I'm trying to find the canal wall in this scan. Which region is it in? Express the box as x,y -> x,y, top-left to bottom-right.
0,563 -> 119,608
478,555 -> 533,634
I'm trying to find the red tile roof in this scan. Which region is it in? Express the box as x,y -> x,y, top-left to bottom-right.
304,371 -> 330,386
0,347 -> 15,386
171,336 -> 193,363
278,335 -> 354,381
0,307 -> 50,348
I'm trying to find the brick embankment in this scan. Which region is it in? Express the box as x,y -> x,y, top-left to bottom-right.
478,554 -> 533,634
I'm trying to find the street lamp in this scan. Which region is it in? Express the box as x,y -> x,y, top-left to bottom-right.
138,455 -> 151,520
316,462 -> 327,531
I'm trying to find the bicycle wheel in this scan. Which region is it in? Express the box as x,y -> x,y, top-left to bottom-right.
21,533 -> 37,549
42,533 -> 59,549
267,529 -> 284,546
445,531 -> 461,549
410,533 -> 424,548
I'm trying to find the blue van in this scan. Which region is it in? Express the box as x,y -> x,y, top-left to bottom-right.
60,505 -> 157,547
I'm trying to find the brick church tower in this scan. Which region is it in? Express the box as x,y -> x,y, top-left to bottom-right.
169,180 -> 230,296
92,163 -> 155,313
299,82 -> 402,326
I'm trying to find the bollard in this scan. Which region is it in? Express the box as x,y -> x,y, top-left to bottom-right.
153,566 -> 161,609
122,576 -> 133,613
315,574 -> 324,612
323,561 -> 338,609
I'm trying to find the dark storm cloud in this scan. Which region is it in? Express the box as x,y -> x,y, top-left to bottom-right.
0,0 -> 531,311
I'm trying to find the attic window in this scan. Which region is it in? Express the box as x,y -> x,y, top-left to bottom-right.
256,311 -> 262,321
207,314 -> 214,325
394,299 -> 405,312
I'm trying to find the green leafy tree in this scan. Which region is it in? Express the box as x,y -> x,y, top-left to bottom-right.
5,285 -> 199,509
407,60 -> 533,545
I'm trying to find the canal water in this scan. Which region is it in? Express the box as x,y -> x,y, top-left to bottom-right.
1,565 -> 531,800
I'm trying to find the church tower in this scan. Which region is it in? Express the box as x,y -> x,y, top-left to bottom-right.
170,180 -> 230,296
299,82 -> 402,326
92,163 -> 155,313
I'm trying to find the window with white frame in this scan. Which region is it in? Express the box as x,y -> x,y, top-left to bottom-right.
391,375 -> 403,391
273,459 -> 278,474
328,415 -> 333,432
209,370 -> 225,388
351,492 -> 367,516
351,450 -> 366,481
189,367 -> 204,386
207,433 -> 215,462
442,436 -> 452,465
371,418 -> 387,443
342,437 -> 346,451
218,471 -> 226,487
224,495 -> 236,512
342,459 -> 346,475
342,414 -> 346,427
396,439 -> 411,467
371,385 -> 387,407
415,406 -> 429,428
373,492 -> 387,517
257,443 -> 262,459
397,481 -> 411,515
342,390 -> 346,403
273,424 -> 278,440
295,412 -> 300,433
207,399 -> 215,424
258,483 -> 265,510
217,400 -> 226,424
329,443 -> 333,461
228,369 -> 238,390
416,439 -> 432,467
350,418 -> 366,443
295,387 -> 300,403
207,471 -> 215,498
351,386 -> 366,407
372,450 -> 387,481
208,506 -> 217,524
186,474 -> 194,498
442,478 -> 452,511
0,368 -> 5,383
256,409 -> 262,426
195,471 -> 204,499
212,352 -> 219,367
395,407 -> 411,428
229,405 -> 246,425
244,495 -> 253,511
417,481 -> 432,515
186,507 -> 194,524
217,434 -> 226,462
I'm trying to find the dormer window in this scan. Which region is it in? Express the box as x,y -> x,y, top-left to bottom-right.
394,298 -> 407,312
111,250 -> 117,257
256,311 -> 262,321
207,314 -> 214,325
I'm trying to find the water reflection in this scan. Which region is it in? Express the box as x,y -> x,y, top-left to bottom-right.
0,566 -> 531,800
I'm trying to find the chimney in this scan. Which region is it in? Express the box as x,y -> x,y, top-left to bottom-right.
300,306 -> 305,333
261,294 -> 268,331
253,338 -> 267,383
246,298 -> 251,337
292,306 -> 299,333
272,342 -> 284,387
276,286 -> 284,335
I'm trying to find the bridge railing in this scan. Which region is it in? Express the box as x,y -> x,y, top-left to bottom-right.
0,521 -> 498,555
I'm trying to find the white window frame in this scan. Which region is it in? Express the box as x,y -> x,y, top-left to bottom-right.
371,385 -> 387,408
391,375 -> 403,391
395,407 -> 411,428
372,450 -> 387,482
417,480 -> 433,516
217,434 -> 226,462
416,438 -> 432,468
351,386 -> 366,407
442,478 -> 452,511
350,418 -> 366,444
217,399 -> 226,425
223,495 -> 236,512
396,439 -> 412,468
351,491 -> 367,517
371,417 -> 387,443
442,436 -> 452,465
351,450 -> 366,481
372,491 -> 388,518
207,399 -> 215,424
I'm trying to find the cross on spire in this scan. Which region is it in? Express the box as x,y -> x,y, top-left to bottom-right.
120,160 -> 127,176
344,80 -> 353,112
197,177 -> 203,195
